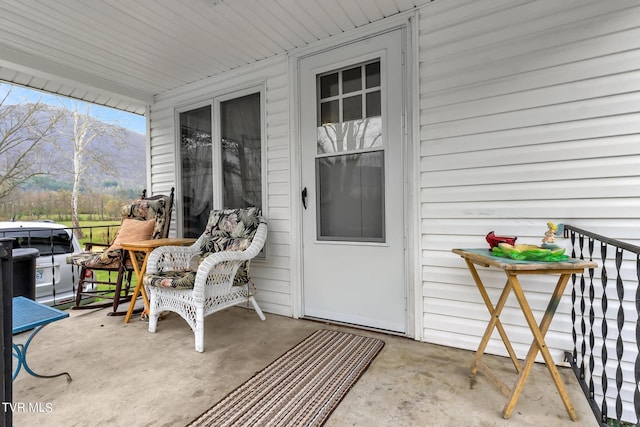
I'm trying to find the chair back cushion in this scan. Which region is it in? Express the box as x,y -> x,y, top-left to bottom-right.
199,207 -> 262,286
121,196 -> 171,239
200,207 -> 262,253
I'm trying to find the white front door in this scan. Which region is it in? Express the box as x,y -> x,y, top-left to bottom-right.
300,29 -> 406,333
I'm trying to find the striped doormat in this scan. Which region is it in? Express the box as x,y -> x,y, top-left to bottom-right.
187,329 -> 385,427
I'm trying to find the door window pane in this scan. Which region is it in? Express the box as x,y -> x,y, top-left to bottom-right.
320,73 -> 339,98
316,152 -> 384,241
366,90 -> 381,117
220,93 -> 262,209
343,95 -> 362,122
320,100 -> 339,125
180,106 -> 213,238
366,62 -> 380,88
342,67 -> 362,94
317,117 -> 382,154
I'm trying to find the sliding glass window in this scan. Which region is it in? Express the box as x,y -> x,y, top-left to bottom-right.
178,91 -> 263,238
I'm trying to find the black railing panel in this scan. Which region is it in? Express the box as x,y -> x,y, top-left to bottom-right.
564,224 -> 640,427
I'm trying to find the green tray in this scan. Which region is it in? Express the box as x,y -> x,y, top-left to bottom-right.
491,246 -> 569,262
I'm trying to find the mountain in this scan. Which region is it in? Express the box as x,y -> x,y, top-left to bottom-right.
0,103 -> 146,192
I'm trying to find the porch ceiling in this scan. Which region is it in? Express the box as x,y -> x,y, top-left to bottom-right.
0,0 -> 431,115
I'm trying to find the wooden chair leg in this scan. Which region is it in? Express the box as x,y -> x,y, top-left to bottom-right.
74,266 -> 87,307
124,270 -> 133,295
111,263 -> 128,312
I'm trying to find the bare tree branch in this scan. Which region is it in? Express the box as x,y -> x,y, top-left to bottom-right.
0,86 -> 63,200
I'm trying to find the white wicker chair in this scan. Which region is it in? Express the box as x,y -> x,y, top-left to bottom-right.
143,209 -> 266,352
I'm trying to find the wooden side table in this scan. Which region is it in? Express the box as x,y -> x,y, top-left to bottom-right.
121,238 -> 196,323
452,248 -> 597,421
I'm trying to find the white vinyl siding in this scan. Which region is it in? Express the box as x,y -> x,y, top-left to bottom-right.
417,0 -> 640,422
148,55 -> 292,317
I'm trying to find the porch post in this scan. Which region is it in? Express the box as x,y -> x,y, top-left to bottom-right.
0,238 -> 12,427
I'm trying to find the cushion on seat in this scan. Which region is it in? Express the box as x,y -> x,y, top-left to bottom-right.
66,252 -> 96,267
67,250 -> 136,269
143,270 -> 196,289
85,251 -> 136,269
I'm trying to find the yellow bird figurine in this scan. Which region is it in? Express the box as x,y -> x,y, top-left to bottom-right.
542,222 -> 557,245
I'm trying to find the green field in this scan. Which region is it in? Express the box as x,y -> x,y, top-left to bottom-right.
59,219 -> 120,248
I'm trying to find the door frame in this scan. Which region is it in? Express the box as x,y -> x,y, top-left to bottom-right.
288,13 -> 421,339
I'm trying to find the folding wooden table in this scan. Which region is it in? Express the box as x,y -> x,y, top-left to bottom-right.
452,248 -> 597,420
121,237 -> 196,323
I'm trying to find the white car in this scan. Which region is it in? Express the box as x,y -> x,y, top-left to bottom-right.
0,221 -> 93,307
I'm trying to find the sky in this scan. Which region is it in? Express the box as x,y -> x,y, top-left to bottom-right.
0,83 -> 146,134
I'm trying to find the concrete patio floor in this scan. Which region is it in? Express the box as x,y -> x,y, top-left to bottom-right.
11,304 -> 598,427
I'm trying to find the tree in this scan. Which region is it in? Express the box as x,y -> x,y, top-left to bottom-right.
54,102 -> 129,237
0,87 -> 63,201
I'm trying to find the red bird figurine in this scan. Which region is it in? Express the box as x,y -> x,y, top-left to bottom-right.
485,231 -> 517,249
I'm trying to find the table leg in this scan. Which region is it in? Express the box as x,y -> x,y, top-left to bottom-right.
466,260 -> 521,376
138,253 -> 151,312
12,326 -> 71,382
124,249 -> 150,323
502,273 -> 578,421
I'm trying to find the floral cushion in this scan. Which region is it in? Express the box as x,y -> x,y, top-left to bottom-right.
86,252 -> 141,269
68,250 -> 139,270
120,197 -> 168,239
145,207 -> 263,289
143,270 -> 197,289
200,207 -> 262,254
